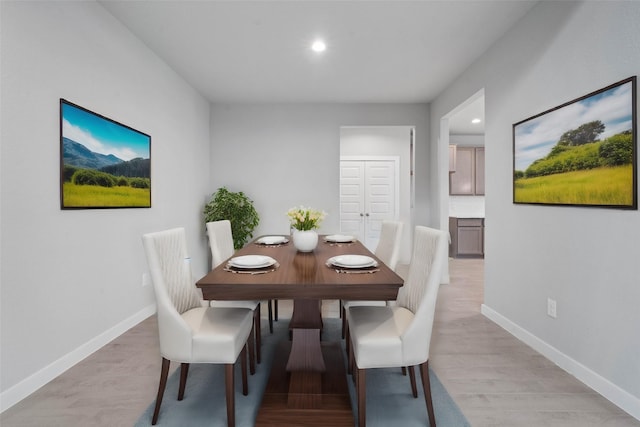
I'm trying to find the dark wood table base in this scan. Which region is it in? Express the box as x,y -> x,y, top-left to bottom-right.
196,237 -> 403,426
256,340 -> 355,427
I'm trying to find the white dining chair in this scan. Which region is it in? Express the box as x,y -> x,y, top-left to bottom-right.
206,220 -> 275,366
142,227 -> 254,427
346,225 -> 448,427
341,220 -> 403,337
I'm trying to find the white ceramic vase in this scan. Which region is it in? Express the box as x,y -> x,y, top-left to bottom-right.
292,229 -> 319,252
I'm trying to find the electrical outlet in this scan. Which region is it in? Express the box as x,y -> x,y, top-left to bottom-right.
142,272 -> 151,287
547,298 -> 557,318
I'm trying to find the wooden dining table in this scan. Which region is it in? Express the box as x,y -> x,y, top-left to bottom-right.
196,235 -> 404,426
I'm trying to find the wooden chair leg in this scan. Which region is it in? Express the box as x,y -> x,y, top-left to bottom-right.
248,322 -> 256,375
341,305 -> 347,338
225,363 -> 235,427
420,361 -> 436,427
268,300 -> 274,333
356,367 -> 366,427
274,299 -> 278,321
241,344 -> 248,396
152,357 -> 170,425
408,365 -> 418,398
178,363 -> 189,400
402,366 -> 407,375
255,304 -> 262,364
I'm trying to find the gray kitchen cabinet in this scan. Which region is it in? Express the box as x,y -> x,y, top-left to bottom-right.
449,144 -> 457,172
449,217 -> 484,258
474,147 -> 485,195
449,146 -> 484,196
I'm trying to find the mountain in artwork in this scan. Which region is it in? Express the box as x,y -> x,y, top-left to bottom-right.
62,137 -> 124,169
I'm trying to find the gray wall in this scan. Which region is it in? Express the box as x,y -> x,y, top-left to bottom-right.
431,1 -> 640,417
3,0 -> 639,420
0,1 -> 211,408
209,104 -> 430,243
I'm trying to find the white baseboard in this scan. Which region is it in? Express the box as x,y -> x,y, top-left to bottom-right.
481,304 -> 640,422
0,304 -> 156,413
441,271 -> 451,285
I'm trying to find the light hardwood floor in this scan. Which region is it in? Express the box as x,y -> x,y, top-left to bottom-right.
2,259 -> 638,426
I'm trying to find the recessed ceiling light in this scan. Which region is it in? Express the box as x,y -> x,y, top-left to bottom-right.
311,40 -> 326,53
471,118 -> 482,124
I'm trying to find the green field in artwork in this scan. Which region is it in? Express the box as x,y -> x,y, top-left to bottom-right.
63,182 -> 150,207
514,164 -> 633,206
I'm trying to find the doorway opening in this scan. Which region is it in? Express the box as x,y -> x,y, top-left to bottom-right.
439,89 -> 486,262
339,126 -> 414,263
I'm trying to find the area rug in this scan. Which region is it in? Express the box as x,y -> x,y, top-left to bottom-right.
135,318 -> 470,427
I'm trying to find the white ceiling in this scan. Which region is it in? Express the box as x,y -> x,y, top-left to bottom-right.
448,94 -> 486,135
99,0 -> 536,133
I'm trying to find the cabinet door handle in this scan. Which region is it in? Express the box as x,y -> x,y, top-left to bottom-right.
360,213 -> 364,217
365,213 -> 370,217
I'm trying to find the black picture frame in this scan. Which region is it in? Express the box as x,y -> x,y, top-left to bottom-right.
513,76 -> 637,209
60,99 -> 151,209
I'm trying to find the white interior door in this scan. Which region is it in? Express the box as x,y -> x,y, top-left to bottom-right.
339,161 -> 365,239
340,159 -> 397,251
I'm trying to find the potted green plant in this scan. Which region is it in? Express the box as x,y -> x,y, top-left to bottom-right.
203,187 -> 259,249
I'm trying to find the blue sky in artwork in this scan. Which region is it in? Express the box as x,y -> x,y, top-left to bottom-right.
62,102 -> 149,161
514,81 -> 633,171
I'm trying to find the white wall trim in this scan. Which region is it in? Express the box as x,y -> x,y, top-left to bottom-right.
481,304 -> 640,421
0,304 -> 156,413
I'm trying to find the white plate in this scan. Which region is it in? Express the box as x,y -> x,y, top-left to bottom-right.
328,255 -> 378,269
325,234 -> 355,243
256,235 -> 289,245
228,255 -> 277,269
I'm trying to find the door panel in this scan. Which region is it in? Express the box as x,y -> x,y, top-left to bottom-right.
449,147 -> 474,195
364,161 -> 395,249
340,161 -> 365,238
340,159 -> 396,251
475,147 -> 485,195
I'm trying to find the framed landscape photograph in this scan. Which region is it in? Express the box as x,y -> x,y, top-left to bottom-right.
513,76 -> 637,209
60,99 -> 151,209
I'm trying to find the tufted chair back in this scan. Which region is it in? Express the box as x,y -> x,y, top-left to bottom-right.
142,228 -> 202,360
374,220 -> 403,271
395,226 -> 447,363
206,220 -> 236,268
